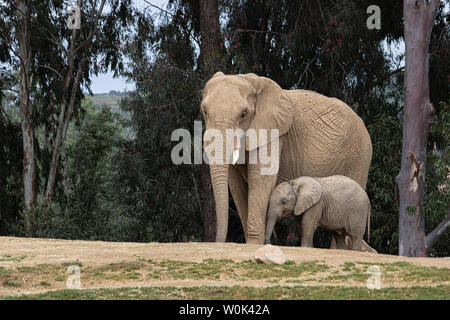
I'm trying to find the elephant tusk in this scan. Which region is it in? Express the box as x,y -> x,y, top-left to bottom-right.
232,148 -> 240,165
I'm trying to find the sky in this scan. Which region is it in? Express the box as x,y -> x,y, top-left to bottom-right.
90,0 -> 169,94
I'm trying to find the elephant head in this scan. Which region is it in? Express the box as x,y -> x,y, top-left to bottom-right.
265,177 -> 323,244
201,72 -> 293,242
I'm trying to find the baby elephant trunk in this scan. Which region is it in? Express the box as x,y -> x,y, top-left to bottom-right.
265,211 -> 280,244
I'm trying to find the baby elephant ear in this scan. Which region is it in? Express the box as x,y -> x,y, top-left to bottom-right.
294,177 -> 323,216
240,73 -> 293,151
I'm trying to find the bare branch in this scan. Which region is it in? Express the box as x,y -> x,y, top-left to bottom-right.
37,64 -> 63,78
236,28 -> 286,37
425,214 -> 450,251
43,0 -> 106,208
143,0 -> 201,48
143,0 -> 174,18
296,53 -> 318,88
0,86 -> 19,93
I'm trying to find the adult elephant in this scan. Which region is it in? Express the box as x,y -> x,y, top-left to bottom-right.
201,72 -> 372,244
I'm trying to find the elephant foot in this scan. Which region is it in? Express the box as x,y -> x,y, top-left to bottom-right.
344,237 -> 377,253
361,240 -> 377,253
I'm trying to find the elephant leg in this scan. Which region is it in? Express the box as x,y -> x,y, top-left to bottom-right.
247,164 -> 278,244
300,204 -> 322,248
361,240 -> 378,253
330,237 -> 338,249
349,234 -> 364,251
361,240 -> 376,252
332,232 -> 347,250
229,165 -> 249,240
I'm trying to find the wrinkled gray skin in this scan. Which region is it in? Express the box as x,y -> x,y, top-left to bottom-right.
266,176 -> 374,252
201,72 -> 372,244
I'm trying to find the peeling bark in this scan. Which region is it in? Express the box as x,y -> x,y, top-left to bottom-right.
396,0 -> 440,257
408,152 -> 425,192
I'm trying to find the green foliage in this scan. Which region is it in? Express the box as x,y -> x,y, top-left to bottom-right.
114,60 -> 204,242
424,101 -> 449,257
35,101 -> 129,240
0,106 -> 23,235
0,0 -> 135,236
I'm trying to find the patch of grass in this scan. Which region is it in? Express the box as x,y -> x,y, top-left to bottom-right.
85,261 -> 146,281
356,261 -> 411,270
54,275 -> 65,282
355,262 -> 450,283
234,260 -> 329,280
84,259 -> 330,282
86,262 -> 144,281
2,278 -> 20,287
0,255 -> 27,263
321,269 -> 367,283
62,262 -> 83,267
400,266 -> 450,283
203,258 -> 234,265
91,261 -> 144,273
1,258 -> 447,292
0,266 -> 13,275
39,281 -> 51,287
4,285 -> 449,300
16,264 -> 60,274
285,279 -> 304,284
343,262 -> 356,271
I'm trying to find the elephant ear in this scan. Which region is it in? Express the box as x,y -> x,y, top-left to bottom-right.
293,177 -> 323,216
240,73 -> 293,151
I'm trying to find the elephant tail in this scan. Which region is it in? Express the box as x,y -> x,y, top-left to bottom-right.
367,203 -> 371,243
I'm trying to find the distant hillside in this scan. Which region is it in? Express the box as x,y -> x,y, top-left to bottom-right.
89,91 -> 129,113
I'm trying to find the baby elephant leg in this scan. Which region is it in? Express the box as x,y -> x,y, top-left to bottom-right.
300,205 -> 321,248
300,223 -> 315,247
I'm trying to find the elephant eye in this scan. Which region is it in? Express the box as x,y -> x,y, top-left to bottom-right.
282,198 -> 287,204
240,111 -> 247,119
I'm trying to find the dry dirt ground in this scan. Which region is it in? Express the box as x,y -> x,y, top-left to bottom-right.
0,236 -> 449,298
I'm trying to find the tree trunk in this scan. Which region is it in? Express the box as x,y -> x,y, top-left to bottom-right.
16,0 -> 35,236
396,0 -> 440,257
199,0 -> 221,241
43,0 -> 105,209
199,0 -> 221,71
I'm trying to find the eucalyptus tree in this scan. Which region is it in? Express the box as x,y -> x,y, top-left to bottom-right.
0,0 -> 133,235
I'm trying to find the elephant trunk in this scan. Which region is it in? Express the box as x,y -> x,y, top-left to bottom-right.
265,211 -> 279,244
209,163 -> 229,242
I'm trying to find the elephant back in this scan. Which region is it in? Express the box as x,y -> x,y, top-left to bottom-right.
280,90 -> 372,189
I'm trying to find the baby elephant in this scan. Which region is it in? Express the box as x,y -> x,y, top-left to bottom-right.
266,175 -> 371,251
